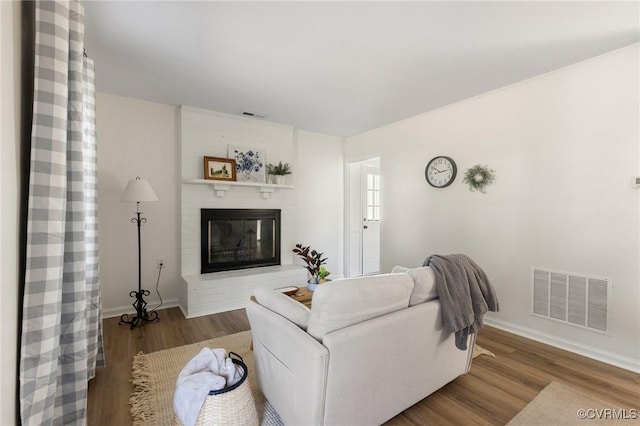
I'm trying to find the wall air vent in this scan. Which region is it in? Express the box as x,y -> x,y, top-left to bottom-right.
531,268 -> 611,334
241,111 -> 268,119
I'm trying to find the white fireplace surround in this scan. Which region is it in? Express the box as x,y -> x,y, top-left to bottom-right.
179,106 -> 307,318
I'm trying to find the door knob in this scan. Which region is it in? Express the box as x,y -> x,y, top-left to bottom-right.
363,225 -> 368,229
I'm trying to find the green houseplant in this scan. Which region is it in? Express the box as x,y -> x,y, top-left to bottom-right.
266,161 -> 292,185
292,243 -> 330,290
318,266 -> 331,283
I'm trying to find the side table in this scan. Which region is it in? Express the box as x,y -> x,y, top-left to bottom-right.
290,286 -> 313,307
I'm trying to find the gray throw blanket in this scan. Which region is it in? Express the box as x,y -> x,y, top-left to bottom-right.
423,254 -> 499,350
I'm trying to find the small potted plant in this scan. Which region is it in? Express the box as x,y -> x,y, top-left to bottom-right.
318,266 -> 331,284
292,243 -> 329,290
266,161 -> 292,185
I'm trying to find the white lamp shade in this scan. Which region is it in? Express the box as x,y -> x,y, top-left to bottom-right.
120,177 -> 159,202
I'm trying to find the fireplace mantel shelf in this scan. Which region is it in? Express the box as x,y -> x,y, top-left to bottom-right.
183,179 -> 294,199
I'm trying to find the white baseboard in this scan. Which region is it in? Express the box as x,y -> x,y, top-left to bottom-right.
177,300 -> 188,319
484,317 -> 640,373
102,298 -> 180,319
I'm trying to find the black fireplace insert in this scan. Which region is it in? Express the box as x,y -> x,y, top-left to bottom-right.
200,209 -> 281,273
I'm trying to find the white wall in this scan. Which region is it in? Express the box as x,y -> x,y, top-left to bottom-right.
180,107 -> 297,277
96,93 -> 181,314
96,97 -> 344,313
0,1 -> 20,423
345,45 -> 640,370
295,130 -> 344,278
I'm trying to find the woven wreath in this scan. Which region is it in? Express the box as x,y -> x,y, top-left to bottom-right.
462,164 -> 496,193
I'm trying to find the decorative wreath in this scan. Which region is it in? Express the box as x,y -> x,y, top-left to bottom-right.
462,164 -> 496,193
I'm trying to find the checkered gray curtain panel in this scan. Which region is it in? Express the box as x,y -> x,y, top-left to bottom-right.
20,1 -> 105,425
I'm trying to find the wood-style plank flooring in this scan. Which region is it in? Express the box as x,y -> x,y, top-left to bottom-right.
88,307 -> 639,425
87,307 -> 251,426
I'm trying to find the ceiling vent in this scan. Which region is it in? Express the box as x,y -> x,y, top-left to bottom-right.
241,111 -> 268,119
531,267 -> 611,334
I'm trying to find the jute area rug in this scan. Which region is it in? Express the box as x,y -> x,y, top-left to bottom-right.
130,330 -> 495,426
507,382 -> 635,426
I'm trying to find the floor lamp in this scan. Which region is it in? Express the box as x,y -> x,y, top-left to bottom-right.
119,176 -> 160,329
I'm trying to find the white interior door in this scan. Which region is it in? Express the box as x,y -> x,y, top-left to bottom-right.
361,161 -> 380,275
347,158 -> 381,277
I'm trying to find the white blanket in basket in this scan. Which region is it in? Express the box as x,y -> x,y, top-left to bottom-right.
173,348 -> 243,426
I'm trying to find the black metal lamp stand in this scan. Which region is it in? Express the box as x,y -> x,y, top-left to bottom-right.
119,201 -> 159,329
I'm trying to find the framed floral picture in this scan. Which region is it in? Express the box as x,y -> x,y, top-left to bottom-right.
227,145 -> 266,183
204,156 -> 236,181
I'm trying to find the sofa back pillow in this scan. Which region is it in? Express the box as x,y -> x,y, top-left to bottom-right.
307,273 -> 414,341
391,265 -> 438,306
254,288 -> 311,330
407,266 -> 438,306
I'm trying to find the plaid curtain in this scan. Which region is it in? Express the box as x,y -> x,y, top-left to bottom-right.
20,1 -> 105,425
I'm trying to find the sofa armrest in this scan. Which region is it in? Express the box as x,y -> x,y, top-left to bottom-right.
246,300 -> 329,426
322,300 -> 473,426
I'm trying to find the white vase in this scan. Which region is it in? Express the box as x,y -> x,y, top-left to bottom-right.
274,175 -> 286,185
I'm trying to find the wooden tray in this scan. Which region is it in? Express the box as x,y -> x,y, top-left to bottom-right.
275,286 -> 299,296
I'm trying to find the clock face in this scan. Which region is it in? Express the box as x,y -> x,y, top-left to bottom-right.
425,156 -> 457,188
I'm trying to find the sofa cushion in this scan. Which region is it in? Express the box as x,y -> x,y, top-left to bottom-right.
254,288 -> 311,330
390,265 -> 410,273
392,265 -> 438,306
407,266 -> 438,306
307,273 -> 414,341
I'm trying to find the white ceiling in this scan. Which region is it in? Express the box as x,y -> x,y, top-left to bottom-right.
84,1 -> 639,137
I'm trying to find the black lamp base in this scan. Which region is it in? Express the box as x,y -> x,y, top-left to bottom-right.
119,207 -> 160,330
119,289 -> 159,329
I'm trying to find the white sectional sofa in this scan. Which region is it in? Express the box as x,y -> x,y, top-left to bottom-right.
246,268 -> 475,426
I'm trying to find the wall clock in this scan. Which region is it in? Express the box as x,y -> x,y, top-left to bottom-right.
425,156 -> 457,188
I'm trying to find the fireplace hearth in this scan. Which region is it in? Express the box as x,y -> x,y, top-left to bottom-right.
200,209 -> 281,274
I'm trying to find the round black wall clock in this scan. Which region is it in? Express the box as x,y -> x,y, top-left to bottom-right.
425,156 -> 457,188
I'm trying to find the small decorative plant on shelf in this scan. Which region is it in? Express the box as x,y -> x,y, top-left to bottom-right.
292,243 -> 329,290
462,164 -> 496,194
266,161 -> 292,185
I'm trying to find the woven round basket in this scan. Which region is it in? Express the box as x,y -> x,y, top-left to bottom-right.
173,353 -> 258,426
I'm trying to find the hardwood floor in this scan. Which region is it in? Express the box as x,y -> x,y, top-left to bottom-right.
88,307 -> 640,425
387,328 -> 639,425
87,307 -> 251,426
